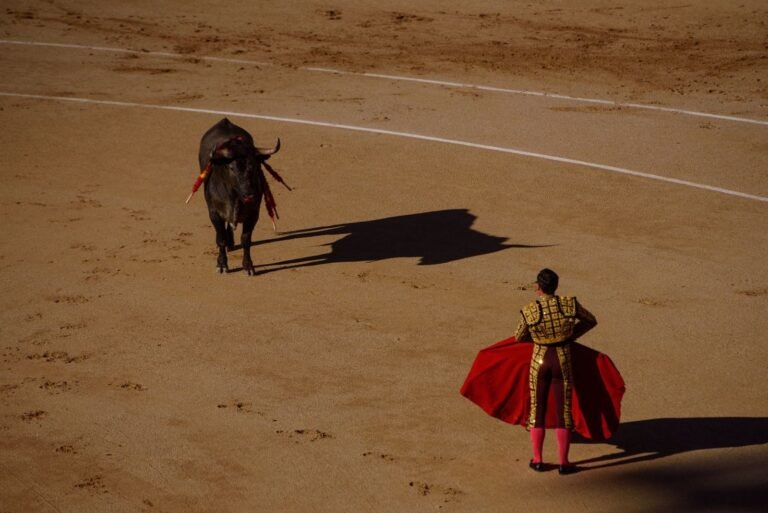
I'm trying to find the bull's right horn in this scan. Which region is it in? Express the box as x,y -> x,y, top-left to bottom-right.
255,138 -> 280,156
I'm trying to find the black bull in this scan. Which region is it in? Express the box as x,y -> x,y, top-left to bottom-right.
196,118 -> 288,275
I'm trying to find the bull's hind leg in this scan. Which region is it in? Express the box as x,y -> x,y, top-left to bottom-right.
241,215 -> 258,276
209,212 -> 229,273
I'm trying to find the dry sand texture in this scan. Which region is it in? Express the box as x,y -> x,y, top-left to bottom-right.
1,1 -> 767,512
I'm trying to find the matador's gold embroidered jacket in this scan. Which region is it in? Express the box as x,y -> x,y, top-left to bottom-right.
514,295 -> 597,429
513,295 -> 596,345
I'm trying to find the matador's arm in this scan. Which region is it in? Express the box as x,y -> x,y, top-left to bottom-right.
571,300 -> 597,340
514,314 -> 532,342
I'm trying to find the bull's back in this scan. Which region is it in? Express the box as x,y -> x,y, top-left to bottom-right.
198,118 -> 255,169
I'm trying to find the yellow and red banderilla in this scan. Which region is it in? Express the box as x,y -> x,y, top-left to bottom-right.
185,161 -> 212,204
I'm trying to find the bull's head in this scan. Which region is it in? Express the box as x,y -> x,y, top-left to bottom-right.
210,137 -> 281,205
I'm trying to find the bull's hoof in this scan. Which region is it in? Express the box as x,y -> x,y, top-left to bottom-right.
216,265 -> 228,274
244,266 -> 256,276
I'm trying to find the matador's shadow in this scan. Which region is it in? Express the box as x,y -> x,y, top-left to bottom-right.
573,417 -> 768,469
254,209 -> 550,272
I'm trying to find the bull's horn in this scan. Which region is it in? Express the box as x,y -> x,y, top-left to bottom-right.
255,138 -> 280,156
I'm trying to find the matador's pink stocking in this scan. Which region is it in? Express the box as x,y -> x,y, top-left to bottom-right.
556,428 -> 571,465
530,428 -> 545,463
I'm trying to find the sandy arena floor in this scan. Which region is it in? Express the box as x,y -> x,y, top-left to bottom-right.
1,1 -> 767,512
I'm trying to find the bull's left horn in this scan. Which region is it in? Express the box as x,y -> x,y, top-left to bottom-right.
255,138 -> 280,156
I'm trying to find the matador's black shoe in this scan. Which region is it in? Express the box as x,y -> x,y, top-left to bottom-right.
529,460 -> 545,472
558,464 -> 578,475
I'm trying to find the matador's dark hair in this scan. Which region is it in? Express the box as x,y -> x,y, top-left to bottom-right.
537,268 -> 559,295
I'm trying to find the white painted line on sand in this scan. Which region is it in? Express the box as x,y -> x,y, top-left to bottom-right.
2,38 -> 767,127
0,39 -> 274,67
306,68 -> 768,126
1,91 -> 766,203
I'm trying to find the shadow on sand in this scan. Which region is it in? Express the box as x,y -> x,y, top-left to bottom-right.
251,209 -> 551,273
574,417 -> 768,469
577,419 -> 768,512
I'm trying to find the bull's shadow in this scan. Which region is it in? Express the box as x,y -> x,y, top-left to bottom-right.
252,209 -> 549,273
574,417 -> 768,470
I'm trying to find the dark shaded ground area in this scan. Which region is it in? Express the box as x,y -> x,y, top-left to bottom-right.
575,417 -> 768,468
252,209 -> 550,273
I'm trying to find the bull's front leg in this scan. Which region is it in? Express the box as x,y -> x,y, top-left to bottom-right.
209,212 -> 229,273
241,215 -> 258,276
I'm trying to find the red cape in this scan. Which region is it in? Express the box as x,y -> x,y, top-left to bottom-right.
460,337 -> 625,440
